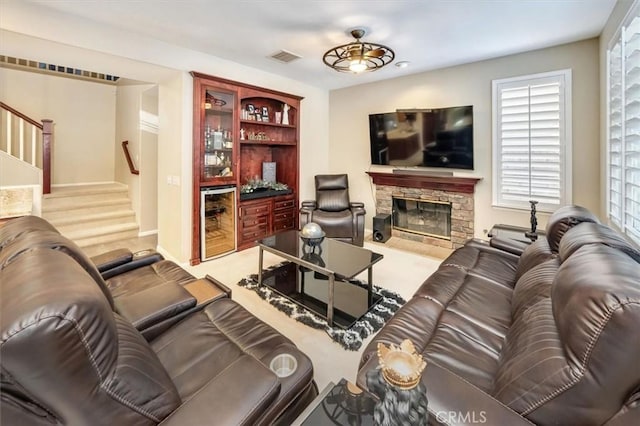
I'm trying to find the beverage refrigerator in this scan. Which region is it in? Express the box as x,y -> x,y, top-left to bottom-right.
200,186 -> 236,260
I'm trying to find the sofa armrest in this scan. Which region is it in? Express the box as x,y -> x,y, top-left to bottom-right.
489,237 -> 528,256
114,283 -> 196,330
424,363 -> 534,426
301,200 -> 317,210
158,355 -> 279,426
91,248 -> 133,273
101,249 -> 164,280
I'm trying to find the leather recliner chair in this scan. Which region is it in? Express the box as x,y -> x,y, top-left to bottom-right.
300,174 -> 366,246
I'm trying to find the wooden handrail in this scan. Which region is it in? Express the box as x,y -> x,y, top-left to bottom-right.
0,102 -> 43,129
42,119 -> 53,194
122,140 -> 139,175
1,102 -> 52,194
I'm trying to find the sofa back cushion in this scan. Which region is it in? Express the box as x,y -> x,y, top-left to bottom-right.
315,174 -> 350,212
493,243 -> 640,425
559,221 -> 640,264
0,224 -> 115,309
511,257 -> 559,319
514,238 -> 555,281
1,249 -> 181,425
0,215 -> 58,250
544,205 -> 599,252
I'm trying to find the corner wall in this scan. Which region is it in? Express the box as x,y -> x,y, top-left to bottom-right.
329,39 -> 600,237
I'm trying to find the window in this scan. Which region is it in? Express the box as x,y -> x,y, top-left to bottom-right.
492,70 -> 572,212
607,1 -> 640,246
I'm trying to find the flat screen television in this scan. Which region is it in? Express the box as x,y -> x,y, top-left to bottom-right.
369,106 -> 473,170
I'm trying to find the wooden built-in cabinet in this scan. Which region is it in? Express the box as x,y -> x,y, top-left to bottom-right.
191,72 -> 302,264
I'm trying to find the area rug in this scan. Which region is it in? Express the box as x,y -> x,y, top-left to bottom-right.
238,262 -> 406,351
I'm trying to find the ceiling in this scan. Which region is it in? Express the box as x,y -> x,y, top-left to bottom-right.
16,0 -> 617,90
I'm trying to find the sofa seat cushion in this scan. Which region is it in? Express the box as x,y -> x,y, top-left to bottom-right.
106,260 -> 196,298
438,242 -> 519,290
151,298 -> 314,424
308,209 -> 354,238
360,266 -> 513,393
359,243 -> 518,391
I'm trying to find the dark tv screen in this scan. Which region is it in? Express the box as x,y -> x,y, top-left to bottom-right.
369,106 -> 473,170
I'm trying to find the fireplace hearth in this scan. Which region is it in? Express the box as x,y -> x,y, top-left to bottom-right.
393,197 -> 451,239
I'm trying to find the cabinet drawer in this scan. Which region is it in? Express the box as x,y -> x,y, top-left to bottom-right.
273,209 -> 295,222
242,224 -> 269,241
274,218 -> 295,231
240,204 -> 270,217
241,214 -> 269,227
274,198 -> 295,211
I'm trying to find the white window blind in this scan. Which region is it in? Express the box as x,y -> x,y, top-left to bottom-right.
492,70 -> 572,212
607,1 -> 640,245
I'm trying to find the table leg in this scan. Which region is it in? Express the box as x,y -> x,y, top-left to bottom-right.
368,266 -> 373,306
328,273 -> 335,327
258,247 -> 264,285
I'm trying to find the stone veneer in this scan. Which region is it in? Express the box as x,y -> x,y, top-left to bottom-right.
368,172 -> 480,250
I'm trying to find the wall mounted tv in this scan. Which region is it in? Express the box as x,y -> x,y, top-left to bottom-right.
369,105 -> 473,170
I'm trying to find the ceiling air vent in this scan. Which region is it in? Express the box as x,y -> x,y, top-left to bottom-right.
269,50 -> 302,64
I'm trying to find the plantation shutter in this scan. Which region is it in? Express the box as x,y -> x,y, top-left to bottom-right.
624,12 -> 640,244
607,3 -> 640,245
492,70 -> 571,211
609,39 -> 623,227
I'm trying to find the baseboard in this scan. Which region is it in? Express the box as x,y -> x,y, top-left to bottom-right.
138,229 -> 158,237
156,244 -> 185,266
52,181 -> 120,187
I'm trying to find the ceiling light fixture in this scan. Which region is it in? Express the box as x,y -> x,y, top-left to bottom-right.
323,29 -> 395,74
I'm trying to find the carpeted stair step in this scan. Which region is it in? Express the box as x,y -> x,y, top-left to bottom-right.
41,182 -> 139,248
50,210 -> 137,234
42,183 -> 129,213
63,222 -> 140,248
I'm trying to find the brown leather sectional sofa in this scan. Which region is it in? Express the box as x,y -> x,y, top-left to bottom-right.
358,206 -> 640,425
0,216 -> 317,425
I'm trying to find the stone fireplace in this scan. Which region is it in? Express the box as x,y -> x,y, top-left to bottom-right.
367,172 -> 481,249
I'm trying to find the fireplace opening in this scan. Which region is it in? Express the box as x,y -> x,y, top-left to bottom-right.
392,197 -> 452,239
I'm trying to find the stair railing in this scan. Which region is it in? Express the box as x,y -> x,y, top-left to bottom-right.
0,102 -> 53,194
121,140 -> 139,175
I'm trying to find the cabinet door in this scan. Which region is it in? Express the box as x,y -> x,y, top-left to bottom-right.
199,86 -> 237,184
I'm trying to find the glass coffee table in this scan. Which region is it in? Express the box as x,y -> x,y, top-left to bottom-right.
291,379 -> 377,425
257,230 -> 383,328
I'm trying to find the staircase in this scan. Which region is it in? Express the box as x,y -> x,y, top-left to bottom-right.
42,183 -> 139,247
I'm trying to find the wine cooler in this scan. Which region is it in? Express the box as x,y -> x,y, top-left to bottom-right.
201,186 -> 236,260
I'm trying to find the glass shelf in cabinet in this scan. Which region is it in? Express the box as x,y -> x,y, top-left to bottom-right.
240,119 -> 295,128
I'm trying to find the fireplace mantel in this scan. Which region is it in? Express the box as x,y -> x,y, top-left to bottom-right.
366,171 -> 481,194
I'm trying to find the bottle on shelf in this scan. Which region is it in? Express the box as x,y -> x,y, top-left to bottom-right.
213,125 -> 223,149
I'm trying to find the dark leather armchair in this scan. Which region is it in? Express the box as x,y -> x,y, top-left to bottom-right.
0,217 -> 317,425
300,174 -> 366,246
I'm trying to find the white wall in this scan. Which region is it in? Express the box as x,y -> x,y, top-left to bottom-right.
115,83 -> 158,234
329,39 -> 600,237
0,67 -> 116,185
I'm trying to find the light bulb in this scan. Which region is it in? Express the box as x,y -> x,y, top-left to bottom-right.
349,60 -> 367,73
